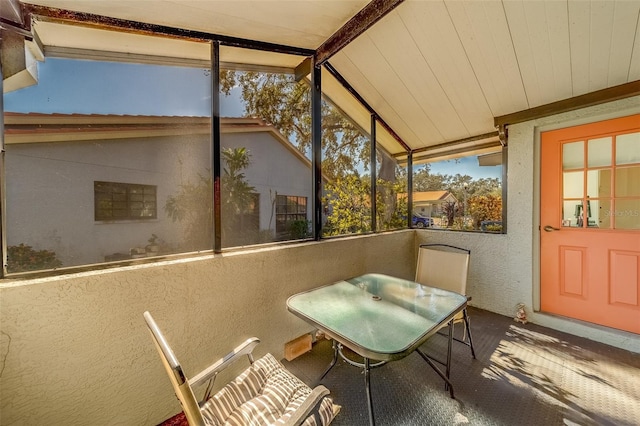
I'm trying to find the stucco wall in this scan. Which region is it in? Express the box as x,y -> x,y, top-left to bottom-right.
0,230 -> 414,425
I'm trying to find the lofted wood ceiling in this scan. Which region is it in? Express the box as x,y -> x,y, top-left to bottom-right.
11,0 -> 640,159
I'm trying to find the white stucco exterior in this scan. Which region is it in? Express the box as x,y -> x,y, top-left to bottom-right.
4,120 -> 313,267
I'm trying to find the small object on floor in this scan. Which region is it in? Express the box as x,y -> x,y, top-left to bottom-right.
159,411 -> 187,426
514,303 -> 528,324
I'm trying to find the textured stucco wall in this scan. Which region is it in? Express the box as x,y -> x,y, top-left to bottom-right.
0,231 -> 414,425
416,95 -> 640,354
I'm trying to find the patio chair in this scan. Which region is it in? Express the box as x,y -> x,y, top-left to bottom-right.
143,311 -> 339,426
414,244 -> 476,359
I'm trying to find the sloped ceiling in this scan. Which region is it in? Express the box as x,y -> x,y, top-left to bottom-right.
14,0 -> 640,158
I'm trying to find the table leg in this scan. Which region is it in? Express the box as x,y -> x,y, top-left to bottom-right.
317,339 -> 339,384
416,349 -> 455,399
364,358 -> 375,426
445,319 -> 453,391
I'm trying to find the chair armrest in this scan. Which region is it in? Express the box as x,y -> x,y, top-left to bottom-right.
281,385 -> 331,426
189,337 -> 260,388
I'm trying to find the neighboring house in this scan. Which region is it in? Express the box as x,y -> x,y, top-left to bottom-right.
4,113 -> 313,267
412,191 -> 458,218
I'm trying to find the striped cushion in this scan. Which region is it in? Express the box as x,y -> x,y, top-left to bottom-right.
201,353 -> 336,426
201,365 -> 267,425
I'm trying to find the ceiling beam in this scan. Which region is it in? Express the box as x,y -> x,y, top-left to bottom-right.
324,61 -> 410,152
495,80 -> 640,127
23,4 -> 315,57
315,0 -> 405,65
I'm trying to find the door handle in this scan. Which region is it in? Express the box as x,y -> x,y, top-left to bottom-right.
543,225 -> 560,232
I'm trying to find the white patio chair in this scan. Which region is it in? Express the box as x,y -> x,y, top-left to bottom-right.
143,311 -> 339,426
415,244 -> 476,359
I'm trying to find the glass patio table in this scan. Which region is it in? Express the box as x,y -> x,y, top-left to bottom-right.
286,273 -> 468,426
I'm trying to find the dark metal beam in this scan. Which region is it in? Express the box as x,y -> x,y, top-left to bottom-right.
370,114 -> 377,232
324,61 -> 411,153
404,131 -> 499,157
407,152 -> 413,229
315,0 -> 405,65
24,4 -> 315,57
312,62 -> 323,241
494,80 -> 640,127
0,58 -> 6,277
211,42 -> 222,253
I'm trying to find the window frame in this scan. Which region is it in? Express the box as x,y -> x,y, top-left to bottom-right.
94,181 -> 158,222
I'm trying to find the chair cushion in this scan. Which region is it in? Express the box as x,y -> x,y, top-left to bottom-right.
201,353 -> 336,426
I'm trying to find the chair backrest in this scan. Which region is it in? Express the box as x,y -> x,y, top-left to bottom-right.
143,311 -> 205,426
415,244 -> 470,295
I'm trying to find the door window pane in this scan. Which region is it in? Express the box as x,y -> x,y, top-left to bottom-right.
616,132 -> 640,165
563,171 -> 583,198
563,141 -> 584,169
562,200 -> 583,228
615,166 -> 640,197
587,137 -> 611,167
613,200 -> 640,229
587,169 -> 611,198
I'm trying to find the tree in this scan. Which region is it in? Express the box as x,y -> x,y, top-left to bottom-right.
165,147 -> 256,250
323,174 -> 371,236
469,194 -> 502,229
220,70 -> 403,231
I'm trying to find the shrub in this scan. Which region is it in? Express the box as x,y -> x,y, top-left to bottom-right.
7,244 -> 62,273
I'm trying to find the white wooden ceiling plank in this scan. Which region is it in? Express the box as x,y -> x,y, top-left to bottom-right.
544,1 -> 574,102
588,1 -> 616,92
569,0 -> 591,95
329,52 -> 424,149
25,0 -> 368,49
397,1 -> 493,137
629,11 -> 640,81
502,0 -> 543,107
341,34 -> 446,147
445,0 -> 528,116
608,0 -> 640,86
366,10 -> 468,141
505,0 -> 573,107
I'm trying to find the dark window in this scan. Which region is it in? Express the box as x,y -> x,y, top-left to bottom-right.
276,195 -> 308,237
94,181 -> 157,221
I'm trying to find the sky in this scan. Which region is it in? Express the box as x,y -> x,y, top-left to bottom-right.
426,157 -> 501,180
5,58 -> 501,180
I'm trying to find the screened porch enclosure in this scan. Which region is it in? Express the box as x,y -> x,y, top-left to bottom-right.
1,1 -> 639,425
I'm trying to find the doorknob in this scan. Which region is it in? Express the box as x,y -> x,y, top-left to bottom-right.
543,225 -> 560,232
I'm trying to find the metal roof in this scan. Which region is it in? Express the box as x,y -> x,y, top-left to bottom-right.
11,0 -> 640,158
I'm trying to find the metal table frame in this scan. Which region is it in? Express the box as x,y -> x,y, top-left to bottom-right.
287,273 -> 468,426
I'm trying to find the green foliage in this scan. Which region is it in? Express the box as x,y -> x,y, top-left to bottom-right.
220,70 -> 373,181
7,244 -> 62,273
288,220 -> 311,240
376,176 -> 407,230
469,194 -> 503,229
323,175 -> 371,236
164,173 -> 213,251
164,147 -> 256,250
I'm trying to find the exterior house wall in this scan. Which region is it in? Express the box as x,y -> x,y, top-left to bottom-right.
416,95 -> 640,353
223,131 -> 313,237
6,135 -> 208,266
5,129 -> 311,267
0,231 -> 415,425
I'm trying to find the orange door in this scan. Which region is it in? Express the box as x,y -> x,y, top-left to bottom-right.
541,114 -> 640,334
